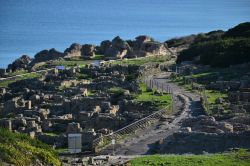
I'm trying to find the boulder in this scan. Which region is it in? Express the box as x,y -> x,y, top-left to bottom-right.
104,36 -> 132,59
129,35 -> 172,57
64,43 -> 82,57
31,48 -> 64,64
81,44 -> 96,57
139,42 -> 170,57
133,35 -> 154,50
7,55 -> 32,71
98,40 -> 111,54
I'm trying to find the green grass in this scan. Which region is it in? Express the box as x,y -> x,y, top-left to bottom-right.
55,148 -> 67,153
205,90 -> 227,104
130,149 -> 250,166
0,72 -> 41,87
135,83 -> 172,110
5,69 -> 28,77
191,66 -> 249,81
112,55 -> 170,66
75,72 -> 92,80
51,59 -> 92,67
0,128 -> 61,166
43,132 -> 59,136
170,76 -> 194,92
48,55 -> 104,67
108,87 -> 126,95
93,54 -> 105,60
192,72 -> 214,78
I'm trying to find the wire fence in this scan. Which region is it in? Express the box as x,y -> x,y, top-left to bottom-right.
169,65 -> 250,114
92,77 -> 174,153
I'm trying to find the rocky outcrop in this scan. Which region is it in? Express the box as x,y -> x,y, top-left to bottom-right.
98,40 -> 111,54
133,35 -> 154,50
31,48 -> 64,65
131,35 -> 172,57
64,43 -> 96,58
104,36 -> 132,59
6,35 -> 173,69
64,43 -> 82,57
81,44 -> 96,58
7,55 -> 32,71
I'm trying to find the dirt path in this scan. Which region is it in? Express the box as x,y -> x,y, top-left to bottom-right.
153,72 -> 204,116
99,72 -> 203,155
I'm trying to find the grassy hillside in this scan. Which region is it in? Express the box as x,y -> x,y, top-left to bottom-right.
111,55 -> 170,66
0,128 -> 61,166
130,149 -> 250,166
177,22 -> 250,67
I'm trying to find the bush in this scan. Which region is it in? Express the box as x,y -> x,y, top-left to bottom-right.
0,128 -> 61,166
177,38 -> 250,67
223,22 -> 250,38
177,22 -> 250,67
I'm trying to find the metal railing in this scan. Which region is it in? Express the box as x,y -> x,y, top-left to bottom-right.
92,108 -> 168,152
92,77 -> 174,152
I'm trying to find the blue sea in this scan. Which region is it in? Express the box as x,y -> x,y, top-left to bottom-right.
0,0 -> 249,68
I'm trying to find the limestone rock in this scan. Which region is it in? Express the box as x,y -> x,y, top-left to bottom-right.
81,44 -> 96,57
104,36 -> 132,59
98,40 -> 111,54
31,48 -> 64,64
7,55 -> 32,71
64,43 -> 82,57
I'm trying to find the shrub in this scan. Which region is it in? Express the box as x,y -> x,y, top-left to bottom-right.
177,22 -> 250,67
223,22 -> 250,38
0,128 -> 61,166
177,38 -> 250,67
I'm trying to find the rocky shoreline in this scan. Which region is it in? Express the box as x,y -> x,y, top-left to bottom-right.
4,35 -> 174,73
